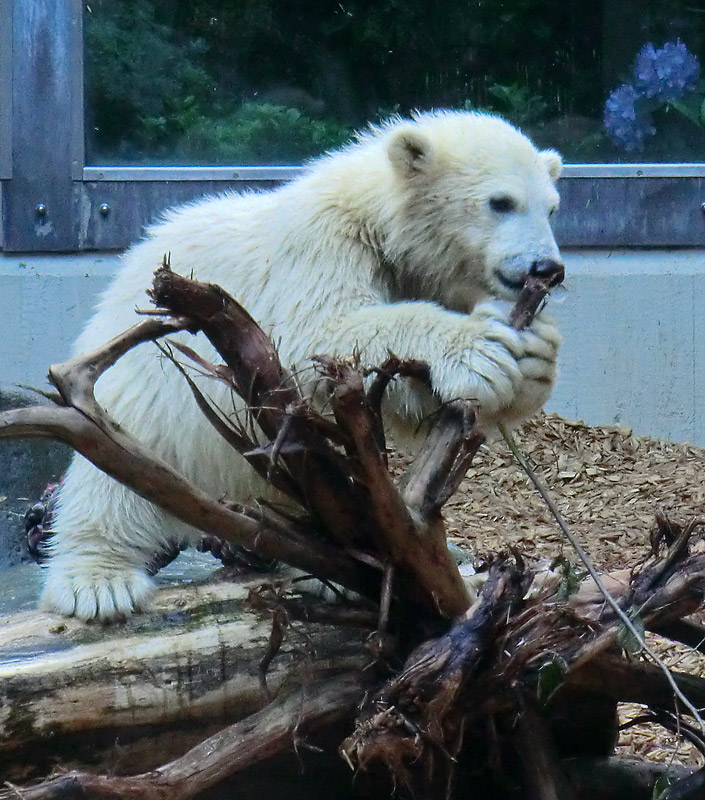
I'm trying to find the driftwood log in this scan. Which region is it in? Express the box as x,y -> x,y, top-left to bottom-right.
0,571 -> 374,780
2,262 -> 705,799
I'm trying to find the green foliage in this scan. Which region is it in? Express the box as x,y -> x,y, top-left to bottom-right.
617,608 -> 646,657
85,0 -> 608,164
652,773 -> 672,799
486,84 -> 549,128
176,103 -> 353,165
536,655 -> 568,705
85,0 -> 215,160
549,556 -> 581,600
462,83 -> 549,128
84,0 -> 705,164
667,80 -> 705,128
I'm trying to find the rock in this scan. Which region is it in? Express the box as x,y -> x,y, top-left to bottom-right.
0,385 -> 71,568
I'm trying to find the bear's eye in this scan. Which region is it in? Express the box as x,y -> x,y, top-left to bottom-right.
489,195 -> 516,213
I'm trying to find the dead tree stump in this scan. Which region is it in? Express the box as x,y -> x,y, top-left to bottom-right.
1,262 -> 705,800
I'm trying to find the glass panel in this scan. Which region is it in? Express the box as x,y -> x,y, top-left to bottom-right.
84,0 -> 705,166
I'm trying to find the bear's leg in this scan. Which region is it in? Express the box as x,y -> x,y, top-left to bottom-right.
38,339 -> 270,622
40,453 -> 195,621
330,299 -> 560,429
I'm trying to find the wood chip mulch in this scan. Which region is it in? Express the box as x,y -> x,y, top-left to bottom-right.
441,411 -> 705,572
394,411 -> 705,767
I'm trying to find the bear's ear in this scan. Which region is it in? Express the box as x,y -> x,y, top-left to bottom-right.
387,127 -> 435,178
541,149 -> 563,183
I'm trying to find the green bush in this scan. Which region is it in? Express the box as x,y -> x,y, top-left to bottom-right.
84,0 -> 215,161
175,103 -> 353,165
84,0 -> 705,165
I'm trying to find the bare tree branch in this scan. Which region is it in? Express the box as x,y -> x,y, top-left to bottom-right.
316,357 -> 471,619
0,673 -> 369,800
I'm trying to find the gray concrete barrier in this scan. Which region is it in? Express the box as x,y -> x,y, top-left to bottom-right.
1,249 -> 705,444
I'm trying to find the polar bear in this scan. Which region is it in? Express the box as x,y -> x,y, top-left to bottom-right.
42,110 -> 564,621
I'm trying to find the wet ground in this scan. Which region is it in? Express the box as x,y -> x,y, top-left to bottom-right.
0,549 -> 222,617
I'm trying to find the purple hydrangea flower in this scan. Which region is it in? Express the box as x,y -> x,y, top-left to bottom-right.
603,83 -> 656,152
634,40 -> 700,101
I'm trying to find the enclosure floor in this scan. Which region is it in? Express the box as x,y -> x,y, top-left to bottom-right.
391,411 -> 705,768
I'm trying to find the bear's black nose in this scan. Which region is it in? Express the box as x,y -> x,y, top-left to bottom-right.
529,258 -> 565,288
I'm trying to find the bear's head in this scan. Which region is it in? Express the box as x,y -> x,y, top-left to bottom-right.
379,111 -> 563,312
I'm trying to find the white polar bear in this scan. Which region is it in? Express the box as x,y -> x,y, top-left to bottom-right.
42,110 -> 564,621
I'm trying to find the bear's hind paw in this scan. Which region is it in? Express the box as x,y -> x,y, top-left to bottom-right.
40,568 -> 155,622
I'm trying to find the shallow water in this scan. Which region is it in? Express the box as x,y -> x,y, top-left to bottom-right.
0,549 -> 221,617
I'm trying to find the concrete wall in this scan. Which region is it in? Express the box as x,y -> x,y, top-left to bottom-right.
0,254 -> 116,390
2,248 -> 704,444
552,249 -> 705,444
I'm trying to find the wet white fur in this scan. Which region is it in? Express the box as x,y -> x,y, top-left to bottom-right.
42,111 -> 563,621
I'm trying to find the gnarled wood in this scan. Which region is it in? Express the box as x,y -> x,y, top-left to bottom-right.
0,571 -> 371,777
0,672 -> 369,800
6,264 -> 705,799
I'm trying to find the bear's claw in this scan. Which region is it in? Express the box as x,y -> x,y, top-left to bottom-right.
40,567 -> 155,622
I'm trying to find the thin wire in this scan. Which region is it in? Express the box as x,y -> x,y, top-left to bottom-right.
499,423 -> 705,734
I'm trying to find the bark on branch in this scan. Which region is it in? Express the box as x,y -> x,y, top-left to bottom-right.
0,673 -> 369,800
0,400 -> 368,593
5,262 -> 705,799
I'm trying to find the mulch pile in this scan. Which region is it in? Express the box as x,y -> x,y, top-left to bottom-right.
442,411 -> 705,572
395,411 -> 705,767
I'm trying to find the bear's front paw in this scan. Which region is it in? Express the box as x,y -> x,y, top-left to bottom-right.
40,561 -> 155,622
432,300 -> 561,425
503,311 -> 561,425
